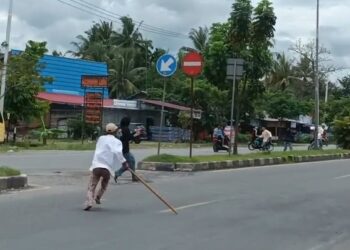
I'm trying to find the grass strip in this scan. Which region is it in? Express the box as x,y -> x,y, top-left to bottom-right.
0,166 -> 21,177
143,149 -> 350,163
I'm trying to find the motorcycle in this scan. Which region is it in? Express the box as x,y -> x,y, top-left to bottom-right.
213,135 -> 230,152
248,138 -> 274,152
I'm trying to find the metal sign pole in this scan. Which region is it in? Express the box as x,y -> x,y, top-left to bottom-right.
229,60 -> 237,156
157,78 -> 166,155
81,87 -> 86,144
189,77 -> 194,158
314,0 -> 320,149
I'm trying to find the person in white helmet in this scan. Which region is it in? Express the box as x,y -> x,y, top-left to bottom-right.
84,123 -> 129,211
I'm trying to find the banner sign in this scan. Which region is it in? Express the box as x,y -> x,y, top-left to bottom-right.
84,92 -> 103,124
81,75 -> 108,88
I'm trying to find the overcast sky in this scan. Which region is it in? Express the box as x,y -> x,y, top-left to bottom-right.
0,0 -> 348,79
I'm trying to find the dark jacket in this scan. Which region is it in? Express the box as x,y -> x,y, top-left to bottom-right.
284,130 -> 294,142
119,117 -> 136,154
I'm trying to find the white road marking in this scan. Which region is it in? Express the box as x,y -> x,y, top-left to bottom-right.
16,184 -> 51,193
334,174 -> 350,180
307,233 -> 346,250
159,197 -> 236,213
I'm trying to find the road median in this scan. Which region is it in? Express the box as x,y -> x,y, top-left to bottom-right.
0,167 -> 28,191
138,150 -> 350,172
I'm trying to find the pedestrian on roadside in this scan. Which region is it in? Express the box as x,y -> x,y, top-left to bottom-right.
283,128 -> 294,151
114,117 -> 140,183
84,123 -> 129,211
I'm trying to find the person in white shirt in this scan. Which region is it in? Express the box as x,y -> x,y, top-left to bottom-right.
259,127 -> 272,148
84,123 -> 128,211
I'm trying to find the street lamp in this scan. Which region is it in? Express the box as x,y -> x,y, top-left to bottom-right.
314,0 -> 320,148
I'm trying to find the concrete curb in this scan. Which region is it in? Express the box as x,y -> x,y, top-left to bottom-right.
138,153 -> 350,172
0,174 -> 28,191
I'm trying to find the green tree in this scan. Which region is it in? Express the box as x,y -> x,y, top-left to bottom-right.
189,26 -> 209,54
266,53 -> 296,91
262,91 -> 312,119
334,76 -> 350,98
70,18 -> 151,98
323,98 -> 350,124
333,116 -> 350,149
228,0 -> 276,153
70,21 -> 116,61
204,22 -> 231,89
4,41 -> 52,124
108,47 -> 145,98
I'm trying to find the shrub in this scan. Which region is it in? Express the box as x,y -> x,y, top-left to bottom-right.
295,133 -> 313,143
333,116 -> 350,149
67,117 -> 99,140
236,133 -> 250,143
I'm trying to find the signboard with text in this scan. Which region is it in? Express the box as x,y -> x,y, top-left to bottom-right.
81,75 -> 108,88
84,92 -> 103,124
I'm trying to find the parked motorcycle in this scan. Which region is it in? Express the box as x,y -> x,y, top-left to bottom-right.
248,138 -> 274,152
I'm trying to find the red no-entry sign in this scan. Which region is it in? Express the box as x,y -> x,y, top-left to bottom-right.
182,52 -> 203,77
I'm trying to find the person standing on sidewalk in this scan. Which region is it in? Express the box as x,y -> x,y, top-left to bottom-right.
114,117 -> 140,183
283,128 -> 294,151
84,123 -> 128,211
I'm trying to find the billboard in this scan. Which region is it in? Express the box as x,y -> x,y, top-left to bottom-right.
81,75 -> 108,88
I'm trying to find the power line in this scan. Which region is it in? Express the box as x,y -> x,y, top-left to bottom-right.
73,0 -> 189,38
77,0 -> 187,37
57,0 -> 189,39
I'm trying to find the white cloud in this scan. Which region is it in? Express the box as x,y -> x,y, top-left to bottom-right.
0,0 -> 348,79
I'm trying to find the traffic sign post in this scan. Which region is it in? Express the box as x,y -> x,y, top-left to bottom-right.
156,54 -> 177,77
226,58 -> 244,155
182,52 -> 203,158
156,54 -> 177,155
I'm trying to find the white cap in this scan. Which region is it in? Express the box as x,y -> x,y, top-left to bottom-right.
105,123 -> 118,132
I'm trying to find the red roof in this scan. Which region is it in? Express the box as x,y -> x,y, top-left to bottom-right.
37,92 -> 198,111
141,99 -> 201,112
37,92 -> 113,107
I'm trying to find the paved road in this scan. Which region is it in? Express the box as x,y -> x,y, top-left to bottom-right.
0,144 -> 334,174
1,158 -> 350,250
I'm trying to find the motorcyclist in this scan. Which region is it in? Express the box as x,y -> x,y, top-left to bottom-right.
259,127 -> 272,149
213,124 -> 225,146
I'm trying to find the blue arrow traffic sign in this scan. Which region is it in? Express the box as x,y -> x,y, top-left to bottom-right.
156,54 -> 177,77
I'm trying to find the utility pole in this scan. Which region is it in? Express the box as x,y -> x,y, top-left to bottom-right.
314,0 -> 320,148
0,0 -> 14,117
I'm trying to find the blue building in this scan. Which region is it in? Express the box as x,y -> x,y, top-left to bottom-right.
12,50 -> 109,97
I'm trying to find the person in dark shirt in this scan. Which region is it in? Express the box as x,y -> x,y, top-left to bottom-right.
114,117 -> 140,182
283,128 -> 294,151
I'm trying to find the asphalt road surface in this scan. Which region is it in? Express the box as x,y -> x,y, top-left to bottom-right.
1,150 -> 350,250
0,144 -> 334,174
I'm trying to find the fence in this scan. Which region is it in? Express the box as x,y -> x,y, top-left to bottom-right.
150,126 -> 190,142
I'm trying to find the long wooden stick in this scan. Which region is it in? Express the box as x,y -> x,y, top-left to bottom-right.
127,168 -> 178,215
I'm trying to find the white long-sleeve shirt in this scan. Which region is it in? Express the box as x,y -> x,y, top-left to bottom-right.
260,129 -> 272,142
89,135 -> 126,177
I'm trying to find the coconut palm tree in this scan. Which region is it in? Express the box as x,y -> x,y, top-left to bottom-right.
69,21 -> 117,61
108,47 -> 146,98
188,26 -> 209,54
266,53 -> 295,91
115,16 -> 144,49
